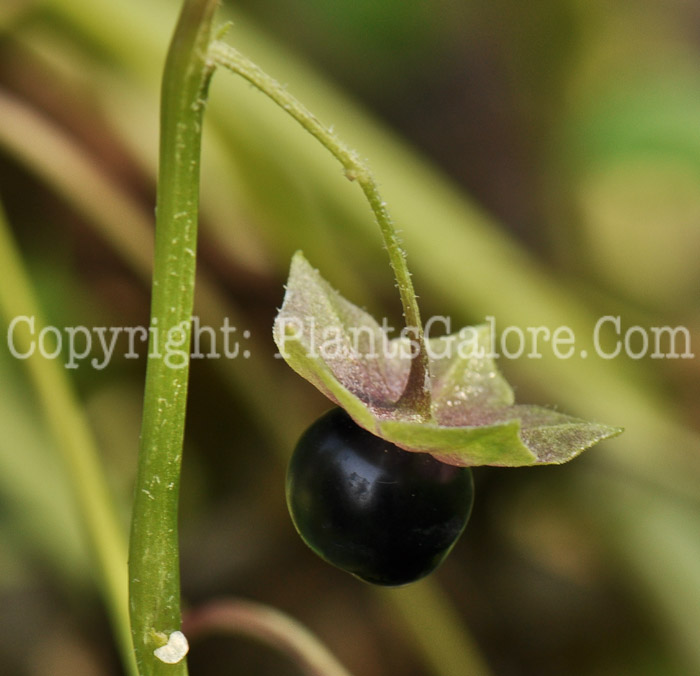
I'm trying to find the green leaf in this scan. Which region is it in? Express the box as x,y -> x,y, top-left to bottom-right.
274,252 -> 622,466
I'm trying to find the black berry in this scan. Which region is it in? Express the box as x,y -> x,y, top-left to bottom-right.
286,408 -> 474,586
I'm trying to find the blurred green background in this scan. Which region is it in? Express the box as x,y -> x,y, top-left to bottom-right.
1,0 -> 699,674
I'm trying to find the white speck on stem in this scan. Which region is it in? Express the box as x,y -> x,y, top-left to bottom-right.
154,630 -> 189,664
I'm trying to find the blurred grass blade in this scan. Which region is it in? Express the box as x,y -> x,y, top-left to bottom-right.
581,470 -> 700,671
0,346 -> 88,584
0,88 -> 301,446
380,578 -> 493,676
0,200 -> 137,676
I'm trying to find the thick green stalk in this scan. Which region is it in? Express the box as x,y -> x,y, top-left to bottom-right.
0,202 -> 137,676
128,1 -> 218,674
209,40 -> 431,417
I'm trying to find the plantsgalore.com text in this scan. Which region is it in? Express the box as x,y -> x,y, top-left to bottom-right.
5,314 -> 694,370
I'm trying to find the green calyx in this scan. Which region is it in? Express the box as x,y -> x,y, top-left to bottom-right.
274,252 -> 622,467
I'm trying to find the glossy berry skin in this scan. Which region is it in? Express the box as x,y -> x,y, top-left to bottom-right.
286,408 -> 474,586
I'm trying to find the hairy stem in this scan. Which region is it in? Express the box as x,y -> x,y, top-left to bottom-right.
128,0 -> 218,674
209,40 -> 430,417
